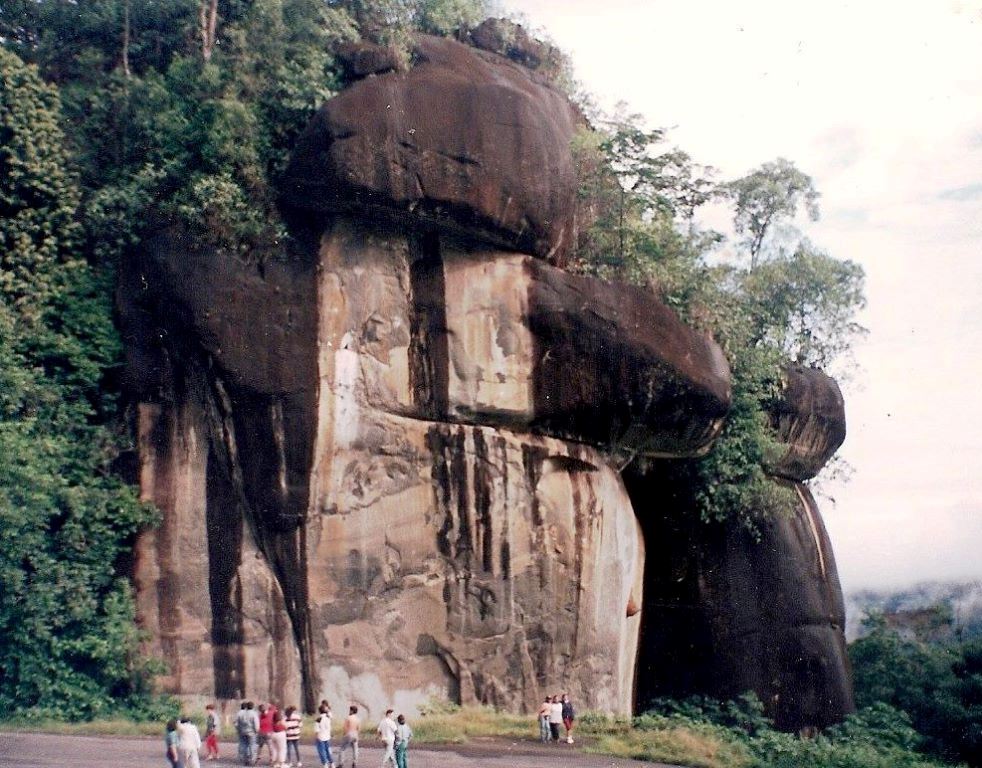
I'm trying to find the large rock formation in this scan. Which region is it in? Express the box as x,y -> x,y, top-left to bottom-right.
629,367 -> 853,730
121,26 -> 852,728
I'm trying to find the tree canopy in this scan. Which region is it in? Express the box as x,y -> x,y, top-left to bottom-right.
572,112 -> 865,530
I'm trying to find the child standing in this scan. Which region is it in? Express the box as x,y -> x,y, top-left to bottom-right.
536,697 -> 551,742
285,705 -> 303,767
204,703 -> 220,760
394,715 -> 412,768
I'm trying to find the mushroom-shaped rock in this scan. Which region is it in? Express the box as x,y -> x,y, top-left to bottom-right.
282,34 -> 583,264
525,260 -> 731,456
769,365 -> 846,481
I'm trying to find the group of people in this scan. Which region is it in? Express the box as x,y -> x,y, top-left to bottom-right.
165,705 -> 221,768
165,700 -> 413,768
166,692 -> 576,767
537,693 -> 576,744
231,700 -> 309,767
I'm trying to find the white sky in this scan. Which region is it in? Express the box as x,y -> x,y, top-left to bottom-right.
504,0 -> 982,590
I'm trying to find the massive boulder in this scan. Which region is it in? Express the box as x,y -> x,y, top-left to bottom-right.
121,26 -> 852,730
282,35 -> 584,265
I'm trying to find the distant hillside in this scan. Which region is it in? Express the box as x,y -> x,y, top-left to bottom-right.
846,580 -> 982,641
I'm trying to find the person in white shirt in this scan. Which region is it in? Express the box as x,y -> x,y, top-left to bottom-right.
393,715 -> 412,768
315,701 -> 334,768
376,709 -> 397,768
548,695 -> 563,742
178,716 -> 203,768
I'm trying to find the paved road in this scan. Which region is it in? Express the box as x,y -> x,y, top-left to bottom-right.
0,732 -> 676,768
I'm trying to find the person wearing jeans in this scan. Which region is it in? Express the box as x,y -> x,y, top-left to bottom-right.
315,702 -> 334,768
394,715 -> 412,768
285,706 -> 303,767
235,702 -> 258,765
537,697 -> 551,742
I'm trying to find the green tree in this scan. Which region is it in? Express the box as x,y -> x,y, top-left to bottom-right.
741,243 -> 867,369
723,157 -> 820,268
573,121 -> 864,532
0,48 -> 154,719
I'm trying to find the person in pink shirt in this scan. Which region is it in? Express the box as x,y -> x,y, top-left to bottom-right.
270,710 -> 288,768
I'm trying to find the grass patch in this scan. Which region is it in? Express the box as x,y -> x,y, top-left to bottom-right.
587,727 -> 751,768
0,718 -> 163,738
411,705 -> 537,743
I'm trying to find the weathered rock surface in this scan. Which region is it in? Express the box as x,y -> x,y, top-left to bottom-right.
626,371 -> 853,729
307,407 -> 644,715
121,24 -> 852,732
525,260 -> 730,456
769,365 -> 847,481
629,470 -> 853,730
132,393 -> 302,706
121,216 -> 720,714
282,35 -> 584,264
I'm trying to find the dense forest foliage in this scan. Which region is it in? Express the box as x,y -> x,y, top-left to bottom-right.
850,611 -> 982,766
0,0 -> 879,744
0,45 -> 155,719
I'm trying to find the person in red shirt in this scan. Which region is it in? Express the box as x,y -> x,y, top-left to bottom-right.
257,702 -> 278,765
204,703 -> 220,760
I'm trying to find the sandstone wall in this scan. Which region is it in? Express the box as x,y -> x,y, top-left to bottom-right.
122,217 -> 712,717
121,24 -> 853,730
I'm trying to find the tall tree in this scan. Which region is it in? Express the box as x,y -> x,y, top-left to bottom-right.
723,157 -> 820,268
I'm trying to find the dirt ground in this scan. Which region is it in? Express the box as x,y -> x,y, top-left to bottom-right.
0,732 -> 679,768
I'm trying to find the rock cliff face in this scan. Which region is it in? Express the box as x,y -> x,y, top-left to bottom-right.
121,27 -> 852,728
629,366 -> 853,730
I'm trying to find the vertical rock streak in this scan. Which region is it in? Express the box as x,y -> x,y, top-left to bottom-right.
408,231 -> 450,419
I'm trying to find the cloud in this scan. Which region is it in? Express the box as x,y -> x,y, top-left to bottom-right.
813,125 -> 865,174
938,183 -> 982,201
823,207 -> 869,228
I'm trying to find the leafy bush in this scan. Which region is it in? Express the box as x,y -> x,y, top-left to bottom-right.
643,693 -> 772,735
630,695 -> 955,768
